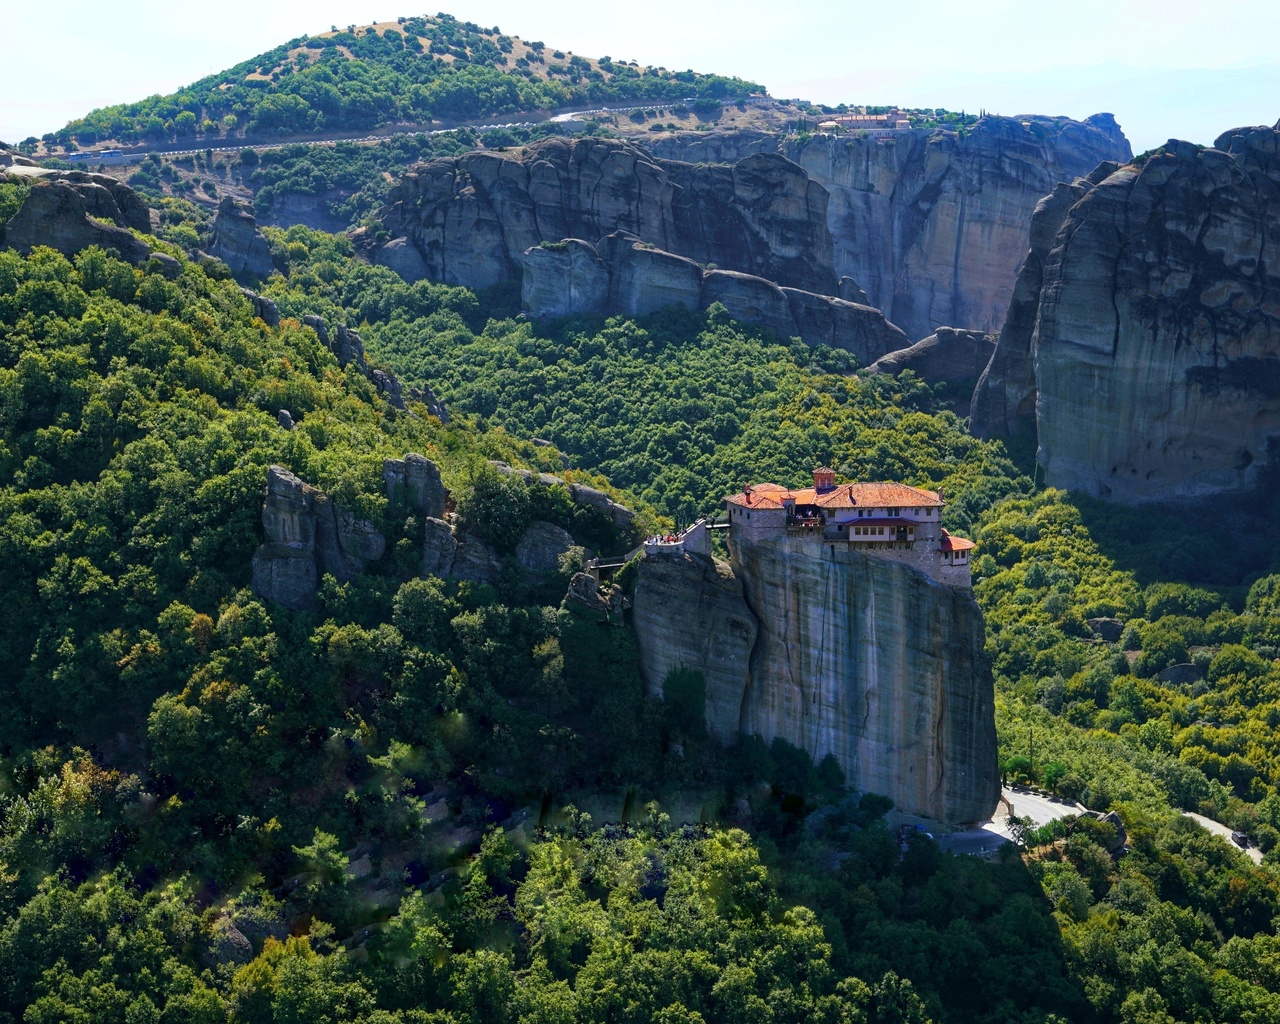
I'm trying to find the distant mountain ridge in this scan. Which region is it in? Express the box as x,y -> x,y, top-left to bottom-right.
53,13 -> 764,149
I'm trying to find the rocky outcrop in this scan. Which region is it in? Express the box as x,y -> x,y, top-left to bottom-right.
985,125 -> 1280,503
2,178 -> 150,262
383,454 -> 448,518
376,136 -> 836,294
420,517 -> 458,578
633,540 -> 999,824
490,461 -> 637,535
298,314 -> 424,412
632,553 -> 759,742
251,465 -> 387,610
647,116 -> 1132,340
865,326 -> 997,390
240,288 -> 280,327
521,232 -> 909,363
515,520 -> 580,575
207,196 -> 274,281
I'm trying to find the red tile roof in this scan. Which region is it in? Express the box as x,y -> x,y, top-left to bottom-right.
727,481 -> 943,509
940,529 -> 975,552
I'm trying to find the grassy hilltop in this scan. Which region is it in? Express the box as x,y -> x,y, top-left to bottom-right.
48,13 -> 764,150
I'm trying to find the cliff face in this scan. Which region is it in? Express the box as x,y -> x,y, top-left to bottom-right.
984,126 -> 1280,503
376,136 -> 836,294
521,232 -> 908,363
968,170 -> 1113,438
633,542 -> 998,824
648,116 -> 1131,341
632,553 -> 759,742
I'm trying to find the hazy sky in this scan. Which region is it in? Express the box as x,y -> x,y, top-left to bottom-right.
3,0 -> 1277,152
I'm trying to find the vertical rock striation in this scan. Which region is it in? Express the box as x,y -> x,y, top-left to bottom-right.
633,541 -> 998,824
648,115 -> 1131,340
978,124 -> 1280,502
375,136 -> 836,294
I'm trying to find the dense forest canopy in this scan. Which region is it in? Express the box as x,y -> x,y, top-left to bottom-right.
2,169 -> 1280,1023
48,14 -> 765,149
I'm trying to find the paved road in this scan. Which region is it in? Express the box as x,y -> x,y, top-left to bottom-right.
937,786 -> 1084,856
1184,811 -> 1264,864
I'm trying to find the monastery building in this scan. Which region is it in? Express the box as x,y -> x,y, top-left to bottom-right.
725,468 -> 974,587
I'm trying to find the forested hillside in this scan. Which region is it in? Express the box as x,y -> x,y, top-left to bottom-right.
50,14 -> 763,149
3,182 -> 1280,1023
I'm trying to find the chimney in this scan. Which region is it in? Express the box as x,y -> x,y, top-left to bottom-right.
813,467 -> 835,493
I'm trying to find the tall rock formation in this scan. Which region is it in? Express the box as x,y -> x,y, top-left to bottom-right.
978,124 -> 1280,503
633,542 -> 998,824
648,115 -> 1132,340
207,196 -> 275,281
969,168 -> 1116,439
375,136 -> 836,294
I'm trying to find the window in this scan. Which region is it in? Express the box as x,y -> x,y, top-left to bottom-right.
927,508 -> 933,516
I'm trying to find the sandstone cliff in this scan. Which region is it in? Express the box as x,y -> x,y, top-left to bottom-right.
521,232 -> 908,363
375,136 -> 836,294
633,542 -> 998,824
648,115 -> 1131,340
978,125 -> 1280,503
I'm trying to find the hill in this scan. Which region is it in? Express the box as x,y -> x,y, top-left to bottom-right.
50,13 -> 765,150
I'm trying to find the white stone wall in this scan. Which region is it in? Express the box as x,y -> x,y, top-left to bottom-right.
682,519 -> 711,557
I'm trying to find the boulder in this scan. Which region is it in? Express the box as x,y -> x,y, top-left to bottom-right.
407,383 -> 450,423
241,287 -> 280,327
330,323 -> 368,372
515,520 -> 579,575
277,409 -> 294,430
450,534 -> 501,583
374,235 -> 431,280
865,326 -> 997,388
838,276 -> 871,305
421,517 -> 457,577
207,196 -> 274,281
371,368 -> 406,409
1157,663 -> 1205,686
1087,617 -> 1124,643
204,917 -> 253,968
147,251 -> 182,279
301,314 -> 330,346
